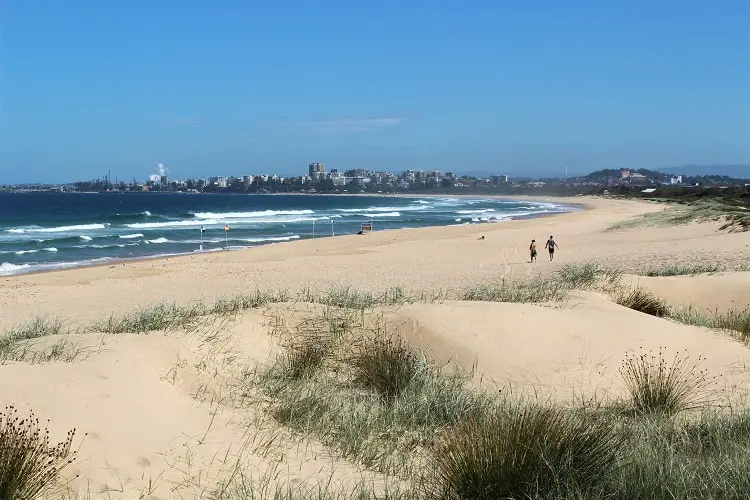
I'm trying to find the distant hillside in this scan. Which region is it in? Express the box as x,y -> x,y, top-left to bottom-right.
659,165 -> 750,178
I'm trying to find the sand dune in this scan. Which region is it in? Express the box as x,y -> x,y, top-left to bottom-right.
626,272 -> 750,312
2,196 -> 750,498
388,294 -> 750,403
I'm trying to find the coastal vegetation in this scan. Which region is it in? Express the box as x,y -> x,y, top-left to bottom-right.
644,263 -> 723,276
0,407 -> 78,500
227,307 -> 748,499
2,262 -> 750,498
608,198 -> 750,233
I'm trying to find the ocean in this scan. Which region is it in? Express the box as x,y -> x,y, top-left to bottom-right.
0,192 -> 573,276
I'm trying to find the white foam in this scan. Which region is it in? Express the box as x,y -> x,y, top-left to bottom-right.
359,212 -> 400,218
337,206 -> 425,213
10,245 -> 56,254
6,223 -> 108,234
146,237 -> 169,244
241,235 -> 301,243
79,235 -> 93,241
0,258 -> 114,276
0,262 -> 30,274
142,211 -> 152,216
74,242 -> 140,249
192,210 -> 314,219
119,233 -> 144,239
457,209 -> 496,214
126,220 -> 218,229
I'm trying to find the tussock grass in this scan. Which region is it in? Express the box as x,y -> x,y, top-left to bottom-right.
0,317 -> 68,352
614,287 -> 668,317
253,311 -> 487,476
712,308 -> 750,340
461,277 -> 569,303
0,406 -> 78,500
611,412 -> 750,499
619,348 -> 719,416
645,263 -> 723,276
91,303 -> 205,333
348,335 -> 423,403
424,402 -> 622,499
300,286 -> 417,309
211,290 -> 291,315
91,291 -> 289,334
557,262 -> 621,290
668,307 -> 750,342
0,317 -> 81,364
463,263 -> 621,304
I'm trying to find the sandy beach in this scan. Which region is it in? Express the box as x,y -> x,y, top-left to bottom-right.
2,195 -> 748,329
2,195 -> 750,498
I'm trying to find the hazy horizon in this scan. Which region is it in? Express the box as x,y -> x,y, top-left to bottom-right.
1,1 -> 748,184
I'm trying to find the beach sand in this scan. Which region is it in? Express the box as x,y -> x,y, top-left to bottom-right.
2,195 -> 750,498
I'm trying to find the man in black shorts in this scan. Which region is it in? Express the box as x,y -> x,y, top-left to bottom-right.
545,235 -> 559,261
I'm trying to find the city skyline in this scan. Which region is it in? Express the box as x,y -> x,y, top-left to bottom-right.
1,1 -> 749,184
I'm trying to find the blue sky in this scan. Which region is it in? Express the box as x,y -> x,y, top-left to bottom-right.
1,0 -> 748,183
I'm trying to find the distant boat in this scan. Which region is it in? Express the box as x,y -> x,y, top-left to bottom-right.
308,188 -> 317,193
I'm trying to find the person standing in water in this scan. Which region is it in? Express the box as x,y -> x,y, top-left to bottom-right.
529,239 -> 537,263
545,235 -> 559,261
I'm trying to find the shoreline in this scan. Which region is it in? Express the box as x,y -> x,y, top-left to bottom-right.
3,194 -> 749,332
1,195 -> 584,279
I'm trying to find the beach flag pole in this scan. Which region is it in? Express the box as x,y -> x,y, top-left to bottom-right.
331,218 -> 335,237
224,224 -> 229,249
312,220 -> 315,239
200,226 -> 204,251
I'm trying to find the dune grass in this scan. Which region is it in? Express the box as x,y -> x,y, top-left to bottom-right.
247,306 -> 747,499
667,306 -> 750,343
425,402 -> 622,499
0,317 -> 84,363
252,309 -> 488,477
644,263 -> 723,276
461,277 -> 569,303
80,269 -> 624,337
0,406 -> 78,500
619,348 -> 720,416
608,411 -> 750,499
0,317 -> 68,351
614,287 -> 668,317
608,200 -> 750,233
5,274 -> 750,498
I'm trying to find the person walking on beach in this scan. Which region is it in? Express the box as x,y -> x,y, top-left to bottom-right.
545,236 -> 559,261
529,239 -> 537,263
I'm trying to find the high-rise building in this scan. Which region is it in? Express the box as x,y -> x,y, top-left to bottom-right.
308,162 -> 325,177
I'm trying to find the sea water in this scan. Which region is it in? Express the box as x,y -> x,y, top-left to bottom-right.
0,192 -> 574,276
